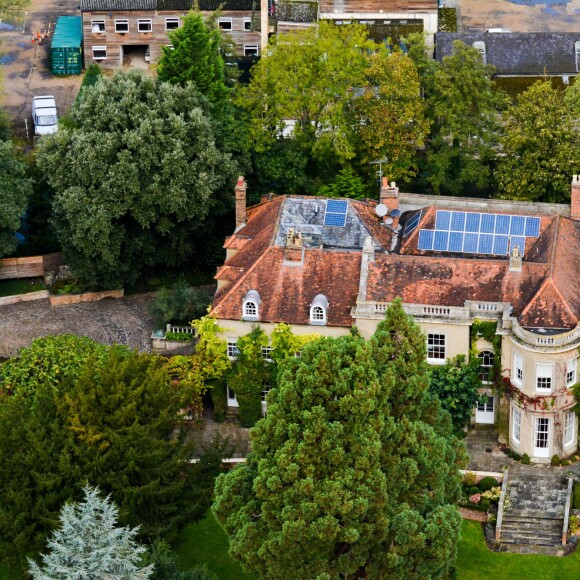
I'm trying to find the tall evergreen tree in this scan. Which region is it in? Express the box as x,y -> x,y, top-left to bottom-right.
213,300 -> 465,579
28,485 -> 153,580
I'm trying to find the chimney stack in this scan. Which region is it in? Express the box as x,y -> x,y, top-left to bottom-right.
509,243 -> 523,273
284,228 -> 304,264
571,175 -> 580,221
380,178 -> 400,227
235,176 -> 247,230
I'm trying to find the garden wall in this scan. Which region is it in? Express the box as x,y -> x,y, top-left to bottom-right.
49,289 -> 124,307
0,253 -> 64,280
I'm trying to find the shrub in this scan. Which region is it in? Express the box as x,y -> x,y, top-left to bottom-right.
165,331 -> 194,342
468,486 -> 480,495
463,471 -> 478,487
570,515 -> 580,536
478,476 -> 499,492
521,453 -> 531,465
211,383 -> 227,423
480,497 -> 491,510
551,454 -> 561,466
149,281 -> 212,328
469,493 -> 481,504
573,483 -> 580,510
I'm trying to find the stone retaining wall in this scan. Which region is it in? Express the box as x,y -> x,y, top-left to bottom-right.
49,289 -> 124,306
0,290 -> 49,306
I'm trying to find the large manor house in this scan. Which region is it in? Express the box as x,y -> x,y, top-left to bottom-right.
210,176 -> 580,464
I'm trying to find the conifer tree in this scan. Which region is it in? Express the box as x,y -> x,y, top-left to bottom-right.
28,485 -> 153,580
213,299 -> 465,579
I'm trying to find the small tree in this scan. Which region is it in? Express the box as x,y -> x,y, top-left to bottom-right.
28,484 -> 153,580
429,354 -> 481,434
149,281 -> 212,328
0,140 -> 33,257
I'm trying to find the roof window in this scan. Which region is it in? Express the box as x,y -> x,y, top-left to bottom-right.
310,294 -> 328,325
243,289 -> 260,321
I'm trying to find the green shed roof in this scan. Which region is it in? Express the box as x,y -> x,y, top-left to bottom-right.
52,15 -> 82,48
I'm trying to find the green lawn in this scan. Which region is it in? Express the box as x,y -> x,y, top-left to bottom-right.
0,277 -> 46,298
174,512 -> 254,579
457,519 -> 580,579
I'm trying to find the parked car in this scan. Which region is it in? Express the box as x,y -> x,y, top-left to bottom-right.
32,95 -> 58,136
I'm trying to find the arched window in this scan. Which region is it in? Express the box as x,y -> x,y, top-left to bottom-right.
242,289 -> 260,321
478,350 -> 494,383
310,294 -> 328,325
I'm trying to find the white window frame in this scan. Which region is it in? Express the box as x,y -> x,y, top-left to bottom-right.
92,46 -> 107,60
513,351 -> 523,385
427,334 -> 446,364
261,384 -> 272,403
227,339 -> 240,360
478,350 -> 494,384
243,16 -> 252,31
218,17 -> 232,31
244,44 -> 259,56
564,411 -> 576,447
536,363 -> 553,393
243,300 -> 258,319
512,407 -> 521,444
115,19 -> 129,33
261,346 -> 273,362
567,358 -> 577,387
165,17 -> 179,30
311,305 -> 325,324
91,20 -> 105,33
138,19 -> 152,33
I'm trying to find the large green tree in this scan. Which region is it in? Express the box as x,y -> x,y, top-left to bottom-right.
214,300 -> 465,578
0,345 -> 201,565
496,80 -> 580,202
420,41 -> 506,195
0,140 -> 32,257
37,71 -> 235,289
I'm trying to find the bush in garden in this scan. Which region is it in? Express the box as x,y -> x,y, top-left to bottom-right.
521,453 -> 531,465
468,486 -> 480,495
480,498 -> 491,510
478,476 -> 499,492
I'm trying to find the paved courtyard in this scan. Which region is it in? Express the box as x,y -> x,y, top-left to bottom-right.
0,294 -> 155,357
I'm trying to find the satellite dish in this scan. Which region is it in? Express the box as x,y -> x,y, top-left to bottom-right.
375,204 -> 388,217
389,209 -> 401,218
385,218 -> 394,226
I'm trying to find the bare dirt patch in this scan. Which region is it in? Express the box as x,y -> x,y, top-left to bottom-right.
0,0 -> 83,138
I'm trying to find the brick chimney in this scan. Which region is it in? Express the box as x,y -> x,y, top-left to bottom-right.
284,228 -> 304,264
380,178 -> 400,227
235,176 -> 247,230
571,175 -> 580,221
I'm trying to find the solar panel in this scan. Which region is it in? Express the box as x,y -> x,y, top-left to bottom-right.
478,234 -> 494,254
434,230 -> 449,251
326,200 -> 347,214
525,216 -> 541,238
418,229 -> 434,250
493,235 -> 509,255
404,211 -> 422,236
480,214 -> 495,234
510,236 -> 526,255
449,231 -> 464,252
324,212 -> 347,227
324,200 -> 348,227
510,216 -> 525,236
495,215 -> 510,235
435,210 -> 451,230
450,212 -> 466,232
464,233 -> 479,253
465,213 -> 481,233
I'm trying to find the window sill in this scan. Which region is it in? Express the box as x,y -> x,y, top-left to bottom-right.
310,320 -> 326,326
427,358 -> 446,365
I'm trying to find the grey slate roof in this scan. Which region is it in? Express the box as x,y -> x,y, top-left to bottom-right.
81,0 -> 256,11
274,198 -> 380,250
436,32 -> 580,75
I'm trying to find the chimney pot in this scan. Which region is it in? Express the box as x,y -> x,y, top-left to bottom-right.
235,176 -> 247,230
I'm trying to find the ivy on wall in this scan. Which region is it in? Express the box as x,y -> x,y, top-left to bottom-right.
438,8 -> 457,33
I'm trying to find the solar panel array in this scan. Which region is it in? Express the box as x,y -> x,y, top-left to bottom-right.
324,200 -> 348,227
417,211 -> 541,256
403,211 -> 422,237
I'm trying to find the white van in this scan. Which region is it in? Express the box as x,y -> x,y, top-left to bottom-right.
32,96 -> 58,136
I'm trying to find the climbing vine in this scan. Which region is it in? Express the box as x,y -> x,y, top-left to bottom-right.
469,320 -> 502,389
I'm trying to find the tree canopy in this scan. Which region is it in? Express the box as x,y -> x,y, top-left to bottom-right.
0,140 -> 32,257
214,300 -> 465,578
37,71 -> 235,289
496,80 -> 580,202
0,344 -> 201,565
28,485 -> 153,580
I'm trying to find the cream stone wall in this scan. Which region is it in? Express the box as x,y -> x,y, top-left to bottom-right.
215,319 -> 350,341
502,335 -> 579,461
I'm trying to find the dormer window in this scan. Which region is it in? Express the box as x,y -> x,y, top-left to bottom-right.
310,294 -> 328,325
242,289 -> 260,321
473,41 -> 486,65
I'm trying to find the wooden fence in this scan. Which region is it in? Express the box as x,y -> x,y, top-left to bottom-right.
0,253 -> 64,280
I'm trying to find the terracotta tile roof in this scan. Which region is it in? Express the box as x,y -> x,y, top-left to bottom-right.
212,248 -> 361,326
